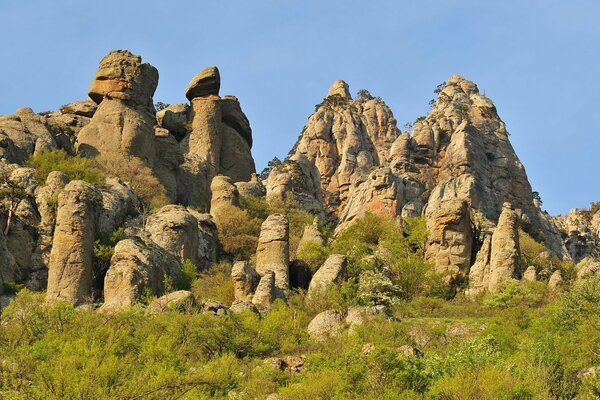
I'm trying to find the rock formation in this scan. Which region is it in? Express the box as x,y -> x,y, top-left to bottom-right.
255,214 -> 290,296
307,254 -> 347,299
231,260 -> 260,301
46,180 -> 102,306
467,203 -> 521,294
252,271 -> 276,308
76,50 -> 158,167
425,199 -> 472,281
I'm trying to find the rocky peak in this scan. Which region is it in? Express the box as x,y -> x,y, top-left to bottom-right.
88,50 -> 158,107
327,80 -> 351,99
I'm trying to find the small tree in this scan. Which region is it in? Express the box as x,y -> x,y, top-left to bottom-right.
0,172 -> 27,236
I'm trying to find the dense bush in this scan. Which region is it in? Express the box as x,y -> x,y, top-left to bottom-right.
27,149 -> 104,183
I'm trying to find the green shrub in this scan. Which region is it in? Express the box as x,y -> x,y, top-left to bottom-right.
295,241 -> 330,273
27,149 -> 104,183
176,259 -> 198,290
2,280 -> 25,294
191,262 -> 235,304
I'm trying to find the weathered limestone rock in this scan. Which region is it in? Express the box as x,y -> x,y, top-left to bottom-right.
156,103 -> 189,140
522,266 -> 538,282
548,270 -> 563,289
298,217 -> 325,249
145,205 -> 198,260
97,178 -> 139,235
185,66 -> 220,100
101,236 -> 181,311
307,309 -> 344,341
235,173 -> 265,198
76,50 -> 158,169
252,271 -> 275,308
46,180 -> 101,306
187,209 -> 219,270
274,81 -> 400,217
425,199 -> 473,280
467,203 -> 521,294
307,254 -> 346,299
256,214 -> 290,294
345,305 -> 387,333
202,300 -> 229,315
488,203 -> 521,291
0,108 -> 56,164
229,300 -> 259,314
576,258 -> 600,279
220,96 -> 255,183
327,80 -> 351,99
154,127 -> 183,202
210,175 -> 240,214
231,261 -> 260,301
148,290 -> 196,313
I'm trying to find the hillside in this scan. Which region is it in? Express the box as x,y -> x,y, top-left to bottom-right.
0,50 -> 599,399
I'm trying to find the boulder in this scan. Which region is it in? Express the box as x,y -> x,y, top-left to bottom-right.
231,260 -> 260,301
46,180 -> 102,306
307,309 -> 344,341
148,290 -> 196,313
210,175 -> 240,214
425,199 -> 473,281
156,103 -> 189,140
229,300 -> 260,314
522,266 -> 538,282
548,270 -> 563,289
345,305 -> 387,333
307,254 -> 346,299
185,66 -> 220,100
252,271 -> 275,308
576,258 -> 600,279
235,173 -> 265,198
101,236 -> 181,311
255,214 -> 290,295
202,300 -> 229,316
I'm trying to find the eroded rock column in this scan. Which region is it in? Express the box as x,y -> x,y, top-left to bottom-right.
256,214 -> 290,296
46,181 -> 101,306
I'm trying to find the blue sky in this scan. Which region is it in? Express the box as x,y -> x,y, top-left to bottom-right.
1,1 -> 598,215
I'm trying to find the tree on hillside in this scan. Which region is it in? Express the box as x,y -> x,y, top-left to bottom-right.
0,172 -> 27,235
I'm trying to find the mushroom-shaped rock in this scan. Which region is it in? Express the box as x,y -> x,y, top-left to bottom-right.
327,80 -> 351,99
87,50 -> 158,106
185,66 -> 220,100
307,254 -> 347,299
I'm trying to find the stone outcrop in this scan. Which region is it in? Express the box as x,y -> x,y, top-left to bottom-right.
255,214 -> 290,296
298,217 -> 325,249
101,236 -> 181,311
178,68 -> 256,209
307,309 -> 344,341
46,180 -> 102,306
548,270 -> 563,289
467,203 -> 521,294
235,173 -> 265,198
76,50 -> 158,168
268,81 -> 400,218
231,261 -> 260,301
210,175 -> 240,214
252,271 -> 275,308
0,108 -> 57,164
522,266 -> 538,282
145,205 -> 218,269
425,199 -> 472,281
148,290 -> 196,313
307,254 -> 346,299
156,103 -> 189,140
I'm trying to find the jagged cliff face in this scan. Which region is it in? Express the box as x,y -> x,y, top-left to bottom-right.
267,74 -> 571,288
0,48 -> 598,305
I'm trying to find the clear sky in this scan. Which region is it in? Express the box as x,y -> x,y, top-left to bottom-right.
1,1 -> 598,215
